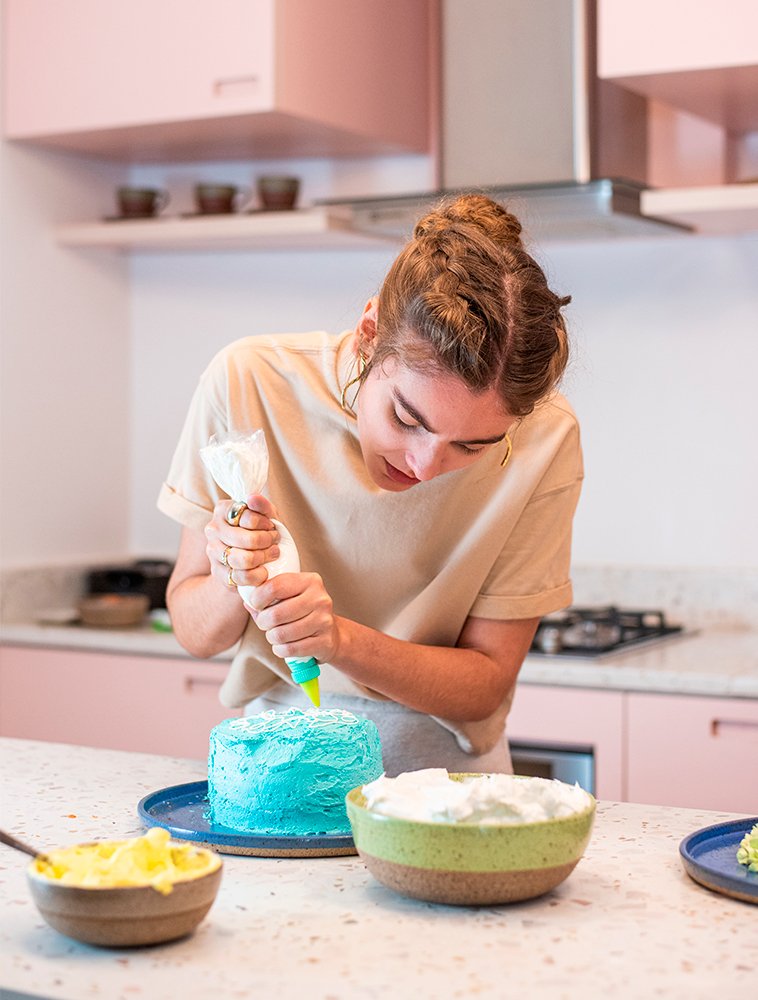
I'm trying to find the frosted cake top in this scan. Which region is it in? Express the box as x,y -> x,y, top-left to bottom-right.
223,707 -> 368,739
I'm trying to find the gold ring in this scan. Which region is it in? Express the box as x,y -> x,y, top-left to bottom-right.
227,567 -> 236,589
226,500 -> 247,526
220,545 -> 232,567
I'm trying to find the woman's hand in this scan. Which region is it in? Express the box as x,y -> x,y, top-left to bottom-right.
244,572 -> 340,664
203,492 -> 281,591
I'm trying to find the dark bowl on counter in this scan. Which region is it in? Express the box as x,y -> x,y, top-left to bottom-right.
87,559 -> 173,610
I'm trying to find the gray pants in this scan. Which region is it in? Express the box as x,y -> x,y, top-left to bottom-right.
245,687 -> 512,778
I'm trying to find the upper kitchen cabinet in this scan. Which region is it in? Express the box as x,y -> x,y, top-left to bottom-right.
2,0 -> 437,162
597,0 -> 758,233
597,0 -> 758,132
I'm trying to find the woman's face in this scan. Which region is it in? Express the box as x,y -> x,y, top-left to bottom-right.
355,355 -> 512,492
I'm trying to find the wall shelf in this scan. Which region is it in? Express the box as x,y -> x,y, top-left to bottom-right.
55,183 -> 758,252
54,207 -> 400,252
640,182 -> 758,234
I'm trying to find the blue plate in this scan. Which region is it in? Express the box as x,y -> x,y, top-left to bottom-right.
137,780 -> 356,857
679,817 -> 758,904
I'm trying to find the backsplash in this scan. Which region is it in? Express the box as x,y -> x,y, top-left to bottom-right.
571,565 -> 758,630
0,563 -> 93,623
0,559 -> 172,624
2,562 -> 757,630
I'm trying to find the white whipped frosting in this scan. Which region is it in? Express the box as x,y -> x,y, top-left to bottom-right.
361,769 -> 592,824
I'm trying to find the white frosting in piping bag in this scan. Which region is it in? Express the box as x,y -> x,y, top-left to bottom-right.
199,431 -> 319,695
199,430 -> 300,601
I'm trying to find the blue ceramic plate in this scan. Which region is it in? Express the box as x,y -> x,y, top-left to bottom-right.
137,780 -> 356,858
679,817 -> 758,904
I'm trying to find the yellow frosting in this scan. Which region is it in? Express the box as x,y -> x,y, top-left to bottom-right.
32,827 -> 220,895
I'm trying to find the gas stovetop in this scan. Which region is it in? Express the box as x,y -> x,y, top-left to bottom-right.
530,605 -> 684,658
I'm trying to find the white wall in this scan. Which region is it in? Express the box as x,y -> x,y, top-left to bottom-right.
129,227 -> 758,570
128,153 -> 433,556
130,245 -> 398,555
541,233 -> 758,568
2,139 -> 755,575
0,141 -> 432,569
0,140 -> 132,568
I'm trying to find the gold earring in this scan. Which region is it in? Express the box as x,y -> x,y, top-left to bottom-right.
340,353 -> 367,413
500,433 -> 513,469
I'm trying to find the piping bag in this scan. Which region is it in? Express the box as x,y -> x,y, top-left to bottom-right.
200,430 -> 321,707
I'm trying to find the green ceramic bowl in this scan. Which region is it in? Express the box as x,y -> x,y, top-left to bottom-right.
346,774 -> 596,906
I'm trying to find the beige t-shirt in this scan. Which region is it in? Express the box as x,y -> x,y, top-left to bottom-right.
158,330 -> 583,754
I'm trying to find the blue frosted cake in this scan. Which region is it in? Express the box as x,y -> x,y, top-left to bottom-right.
207,708 -> 384,836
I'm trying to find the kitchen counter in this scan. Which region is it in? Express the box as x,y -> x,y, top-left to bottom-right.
0,619 -> 236,661
2,562 -> 757,699
521,627 -> 758,698
1,737 -> 755,1000
2,619 -> 756,699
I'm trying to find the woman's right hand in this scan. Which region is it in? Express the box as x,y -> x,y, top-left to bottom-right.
203,492 -> 280,592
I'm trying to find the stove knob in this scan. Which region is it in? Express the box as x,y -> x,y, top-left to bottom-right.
537,626 -> 563,655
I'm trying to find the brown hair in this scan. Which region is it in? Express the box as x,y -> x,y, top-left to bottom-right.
365,193 -> 570,417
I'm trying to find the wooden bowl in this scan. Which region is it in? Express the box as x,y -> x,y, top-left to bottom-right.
346,774 -> 596,906
27,848 -> 222,947
78,593 -> 149,628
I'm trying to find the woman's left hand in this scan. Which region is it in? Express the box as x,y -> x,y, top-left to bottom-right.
243,571 -> 340,664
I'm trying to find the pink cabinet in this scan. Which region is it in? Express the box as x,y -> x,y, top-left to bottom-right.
597,0 -> 758,181
4,1 -> 273,138
507,683 -> 758,811
507,685 -> 625,801
3,0 -> 436,160
597,0 -> 758,199
626,691 -> 758,813
598,0 -> 758,83
0,645 -> 239,760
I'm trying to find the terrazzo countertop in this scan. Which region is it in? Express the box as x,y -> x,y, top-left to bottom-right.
1,737 -> 755,1000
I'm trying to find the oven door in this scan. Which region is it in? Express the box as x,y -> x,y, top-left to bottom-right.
509,739 -> 595,795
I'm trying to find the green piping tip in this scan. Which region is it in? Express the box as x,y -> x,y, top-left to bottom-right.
286,656 -> 321,707
300,676 -> 321,707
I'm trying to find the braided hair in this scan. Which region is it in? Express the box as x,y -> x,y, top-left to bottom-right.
366,194 -> 570,417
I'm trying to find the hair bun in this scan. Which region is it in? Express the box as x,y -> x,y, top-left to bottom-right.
414,193 -> 524,250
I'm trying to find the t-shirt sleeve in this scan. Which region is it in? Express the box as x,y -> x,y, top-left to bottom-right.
468,415 -> 583,621
157,351 -> 231,532
468,478 -> 582,620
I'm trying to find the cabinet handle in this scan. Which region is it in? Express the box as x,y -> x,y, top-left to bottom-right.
213,76 -> 260,96
710,718 -> 758,737
184,676 -> 223,693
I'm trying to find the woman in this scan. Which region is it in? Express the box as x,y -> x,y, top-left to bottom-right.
158,194 -> 582,775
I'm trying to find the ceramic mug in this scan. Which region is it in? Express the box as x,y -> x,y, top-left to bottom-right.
257,175 -> 300,211
116,187 -> 169,219
194,183 -> 251,215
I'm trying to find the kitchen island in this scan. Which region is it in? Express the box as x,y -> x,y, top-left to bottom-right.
1,738 -> 755,1000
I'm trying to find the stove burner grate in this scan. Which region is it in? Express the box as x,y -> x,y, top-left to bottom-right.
531,605 -> 683,657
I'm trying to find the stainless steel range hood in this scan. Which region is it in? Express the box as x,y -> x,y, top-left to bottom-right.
322,179 -> 687,245
327,1 -> 690,242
